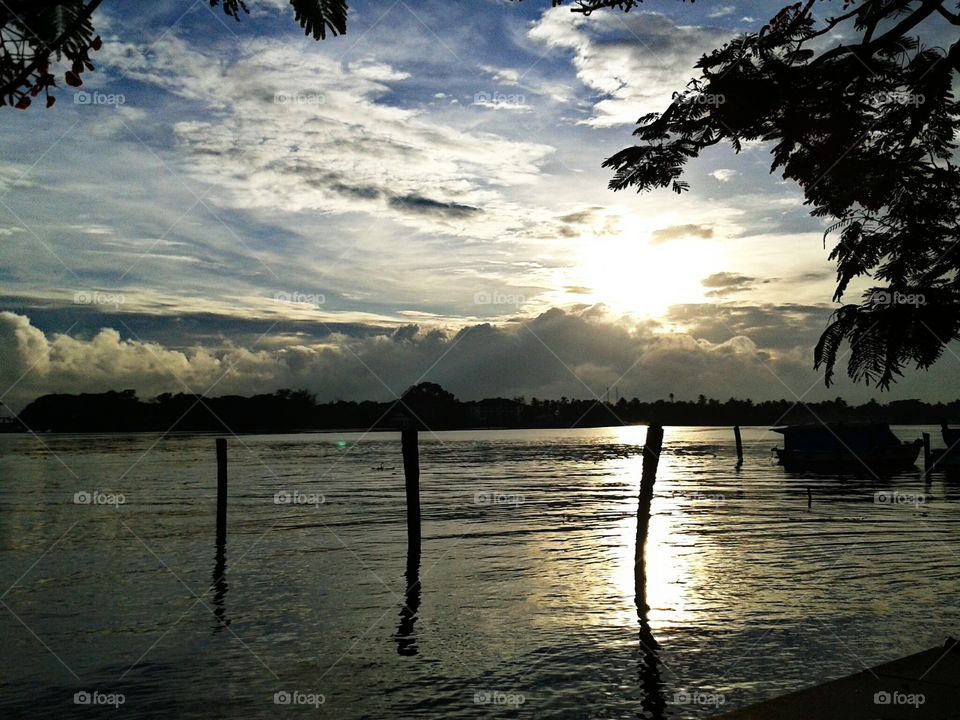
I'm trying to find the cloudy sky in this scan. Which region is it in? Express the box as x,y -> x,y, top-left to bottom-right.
1,0 -> 958,411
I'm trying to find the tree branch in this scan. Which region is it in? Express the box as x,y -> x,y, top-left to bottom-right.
935,3 -> 960,24
0,0 -> 103,103
809,0 -> 944,68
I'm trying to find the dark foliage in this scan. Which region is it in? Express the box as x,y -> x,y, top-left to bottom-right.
601,0 -> 960,387
9,383 -> 960,433
0,0 -> 103,108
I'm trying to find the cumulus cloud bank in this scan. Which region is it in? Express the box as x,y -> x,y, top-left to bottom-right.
8,305 -> 952,415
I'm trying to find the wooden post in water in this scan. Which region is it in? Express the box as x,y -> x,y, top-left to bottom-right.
216,438 -> 227,542
636,425 -> 664,563
401,428 -> 421,555
633,425 -> 667,716
395,548 -> 422,656
734,425 -> 744,469
923,432 -> 932,480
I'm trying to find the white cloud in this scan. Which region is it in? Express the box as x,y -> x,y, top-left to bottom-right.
101,35 -> 555,240
710,169 -> 738,182
527,9 -> 732,127
479,64 -> 521,85
708,6 -> 737,19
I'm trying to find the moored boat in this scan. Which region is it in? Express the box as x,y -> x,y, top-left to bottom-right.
772,423 -> 922,471
930,421 -> 960,469
941,421 -> 960,449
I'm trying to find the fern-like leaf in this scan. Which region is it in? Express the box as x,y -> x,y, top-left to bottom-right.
290,0 -> 347,40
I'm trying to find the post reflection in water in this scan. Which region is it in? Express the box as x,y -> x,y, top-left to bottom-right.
635,424 -> 667,718
635,549 -> 667,719
211,535 -> 230,632
395,547 -> 422,656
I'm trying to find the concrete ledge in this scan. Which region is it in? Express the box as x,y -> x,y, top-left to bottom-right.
714,638 -> 960,719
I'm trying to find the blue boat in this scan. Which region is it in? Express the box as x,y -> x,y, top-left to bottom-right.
772,423 -> 922,471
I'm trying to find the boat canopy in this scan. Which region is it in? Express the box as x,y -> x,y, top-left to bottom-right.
771,423 -> 905,452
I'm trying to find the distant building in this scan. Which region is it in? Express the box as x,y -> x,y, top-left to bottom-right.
468,398 -> 522,427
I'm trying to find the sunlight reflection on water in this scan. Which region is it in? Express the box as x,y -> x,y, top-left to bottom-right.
0,426 -> 957,719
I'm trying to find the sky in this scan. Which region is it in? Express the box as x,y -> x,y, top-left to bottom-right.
1,0 -> 958,411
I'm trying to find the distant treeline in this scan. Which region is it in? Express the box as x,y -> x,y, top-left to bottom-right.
4,383 -> 959,433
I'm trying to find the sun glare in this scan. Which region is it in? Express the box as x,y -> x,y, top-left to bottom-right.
574,223 -> 724,318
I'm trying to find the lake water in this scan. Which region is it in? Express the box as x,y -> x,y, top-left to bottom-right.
0,426 -> 957,718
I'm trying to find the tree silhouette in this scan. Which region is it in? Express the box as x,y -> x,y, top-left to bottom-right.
4,0 -> 958,388
0,1 -> 103,108
0,0 -> 347,107
598,1 -> 960,388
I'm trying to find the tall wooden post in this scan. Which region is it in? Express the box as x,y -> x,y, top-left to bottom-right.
216,438 -> 228,542
922,432 -> 932,480
634,424 -> 666,716
636,425 -> 664,565
401,428 -> 421,555
734,425 -> 744,468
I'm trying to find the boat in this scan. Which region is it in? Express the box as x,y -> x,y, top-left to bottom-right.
942,421 -> 960,448
929,421 -> 960,470
771,423 -> 922,472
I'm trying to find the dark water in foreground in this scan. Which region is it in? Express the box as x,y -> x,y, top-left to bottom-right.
0,426 -> 957,718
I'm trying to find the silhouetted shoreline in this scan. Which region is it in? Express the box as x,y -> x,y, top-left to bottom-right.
2,383 -> 957,434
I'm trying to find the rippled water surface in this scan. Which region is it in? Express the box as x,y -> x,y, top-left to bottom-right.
1,426 -> 957,718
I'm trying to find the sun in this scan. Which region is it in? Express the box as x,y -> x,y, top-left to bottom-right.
573,218 -> 724,317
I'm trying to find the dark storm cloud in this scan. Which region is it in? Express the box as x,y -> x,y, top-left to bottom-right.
666,303 -> 832,350
330,182 -> 384,200
702,272 -> 756,297
4,305 -> 959,413
651,224 -> 714,244
792,270 -> 835,282
387,195 -> 482,218
702,272 -> 755,288
0,306 -> 817,412
558,209 -> 600,225
0,298 -> 393,348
